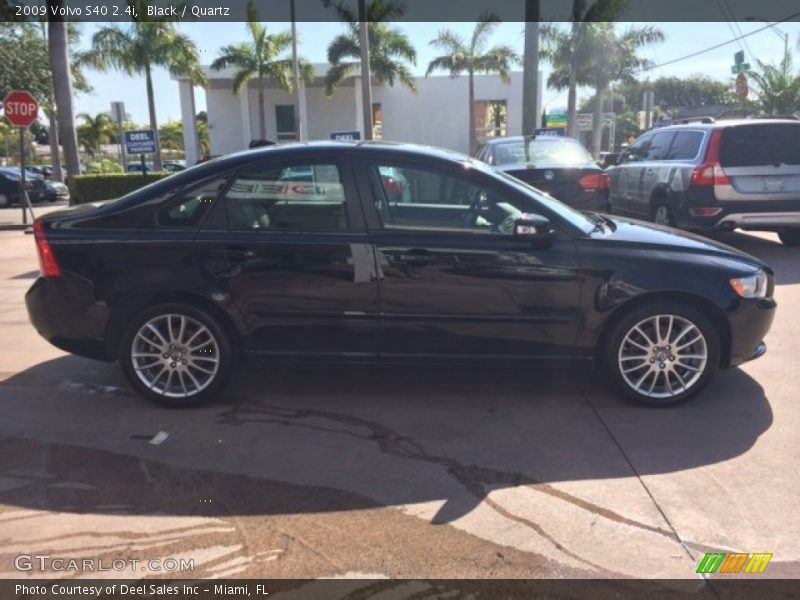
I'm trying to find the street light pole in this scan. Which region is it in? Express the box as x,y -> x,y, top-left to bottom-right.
290,0 -> 303,141
522,0 -> 540,137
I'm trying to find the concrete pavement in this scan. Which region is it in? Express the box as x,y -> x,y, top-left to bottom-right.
0,228 -> 798,581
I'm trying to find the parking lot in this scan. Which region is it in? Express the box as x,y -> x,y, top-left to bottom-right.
0,224 -> 798,580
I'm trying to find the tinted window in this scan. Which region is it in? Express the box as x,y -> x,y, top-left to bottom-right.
225,162 -> 347,231
644,131 -> 676,160
371,163 -> 528,235
720,124 -> 800,167
666,131 -> 704,160
623,134 -> 653,162
158,177 -> 228,227
492,138 -> 592,166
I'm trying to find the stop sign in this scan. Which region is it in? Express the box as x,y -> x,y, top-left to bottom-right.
3,90 -> 39,128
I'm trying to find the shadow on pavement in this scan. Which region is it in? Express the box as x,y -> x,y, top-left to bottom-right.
0,354 -> 772,527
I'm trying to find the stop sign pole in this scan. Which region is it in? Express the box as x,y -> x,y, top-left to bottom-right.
3,90 -> 40,226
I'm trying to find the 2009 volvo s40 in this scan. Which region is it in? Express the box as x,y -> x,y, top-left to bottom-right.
26,142 -> 776,407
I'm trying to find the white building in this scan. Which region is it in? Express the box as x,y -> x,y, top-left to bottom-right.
174,64 -> 543,164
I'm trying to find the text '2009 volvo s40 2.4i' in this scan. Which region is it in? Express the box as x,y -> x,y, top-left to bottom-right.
26,142 -> 776,407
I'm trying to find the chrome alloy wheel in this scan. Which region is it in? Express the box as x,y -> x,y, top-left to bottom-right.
654,205 -> 671,226
617,314 -> 708,399
131,313 -> 220,398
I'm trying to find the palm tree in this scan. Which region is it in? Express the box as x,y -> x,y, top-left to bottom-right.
82,4 -> 206,171
324,0 -> 417,97
582,23 -> 664,157
77,112 -> 115,157
748,49 -> 800,117
539,0 -> 627,138
47,0 -> 81,180
211,1 -> 313,141
426,16 -> 520,156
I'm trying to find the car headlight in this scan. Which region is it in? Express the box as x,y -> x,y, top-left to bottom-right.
730,270 -> 768,298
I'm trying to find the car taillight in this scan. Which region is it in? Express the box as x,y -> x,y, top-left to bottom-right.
384,176 -> 403,196
33,220 -> 62,278
690,130 -> 730,186
578,173 -> 609,191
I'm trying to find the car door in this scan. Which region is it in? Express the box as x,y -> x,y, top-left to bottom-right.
354,156 -> 583,360
612,134 -> 649,214
194,156 -> 380,357
634,130 -> 676,217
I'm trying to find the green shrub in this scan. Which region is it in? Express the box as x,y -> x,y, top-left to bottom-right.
69,173 -> 171,205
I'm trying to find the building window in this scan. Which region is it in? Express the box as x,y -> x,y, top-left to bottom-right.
275,105 -> 296,141
474,100 -> 508,144
372,103 -> 383,140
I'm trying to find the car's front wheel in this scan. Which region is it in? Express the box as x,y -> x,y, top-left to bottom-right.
0,193 -> 10,208
604,303 -> 719,406
119,304 -> 234,407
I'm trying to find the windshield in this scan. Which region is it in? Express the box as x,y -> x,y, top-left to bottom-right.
492,138 -> 593,166
466,158 -> 596,234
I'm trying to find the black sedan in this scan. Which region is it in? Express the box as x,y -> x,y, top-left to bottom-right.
26,142 -> 775,408
476,135 -> 609,212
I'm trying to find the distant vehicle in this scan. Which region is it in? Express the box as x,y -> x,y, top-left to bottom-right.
127,162 -> 154,174
163,161 -> 186,172
476,136 -> 609,212
25,142 -> 775,408
0,167 -> 46,205
608,119 -> 800,246
127,161 -> 184,174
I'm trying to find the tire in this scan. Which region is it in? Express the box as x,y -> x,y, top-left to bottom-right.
602,302 -> 719,406
119,303 -> 235,408
0,193 -> 10,208
778,229 -> 800,247
651,202 -> 675,227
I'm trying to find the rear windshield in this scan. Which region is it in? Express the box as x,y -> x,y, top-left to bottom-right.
720,124 -> 800,167
492,138 -> 593,166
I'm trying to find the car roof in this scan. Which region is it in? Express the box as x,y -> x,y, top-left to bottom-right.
651,118 -> 800,132
483,135 -> 580,145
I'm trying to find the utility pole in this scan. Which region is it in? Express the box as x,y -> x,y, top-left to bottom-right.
290,0 -> 303,141
522,0 -> 540,137
358,0 -> 373,140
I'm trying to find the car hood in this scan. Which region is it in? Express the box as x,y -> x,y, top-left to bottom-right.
594,215 -> 768,271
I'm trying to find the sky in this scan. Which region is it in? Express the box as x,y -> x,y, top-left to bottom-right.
72,20 -> 800,125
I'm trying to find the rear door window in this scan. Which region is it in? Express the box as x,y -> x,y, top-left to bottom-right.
666,131 -> 704,160
720,124 -> 800,167
644,131 -> 676,161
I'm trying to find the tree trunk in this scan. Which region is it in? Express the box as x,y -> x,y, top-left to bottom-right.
591,86 -> 605,159
567,72 -> 577,138
521,1 -> 540,137
258,70 -> 266,141
47,13 -> 80,180
468,70 -> 476,156
47,109 -> 63,182
145,62 -> 163,171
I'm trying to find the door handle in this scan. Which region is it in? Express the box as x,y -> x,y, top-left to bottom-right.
210,247 -> 255,259
396,249 -> 431,265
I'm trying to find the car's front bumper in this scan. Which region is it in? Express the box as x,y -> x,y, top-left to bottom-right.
725,297 -> 776,368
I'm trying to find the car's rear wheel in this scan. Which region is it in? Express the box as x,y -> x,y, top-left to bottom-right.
603,303 -> 719,406
119,303 -> 234,408
0,193 -> 10,208
778,229 -> 800,247
652,203 -> 675,227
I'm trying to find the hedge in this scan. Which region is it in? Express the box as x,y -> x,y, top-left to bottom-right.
69,173 -> 171,205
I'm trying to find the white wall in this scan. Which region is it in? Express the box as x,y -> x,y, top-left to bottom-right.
203,70 -> 539,157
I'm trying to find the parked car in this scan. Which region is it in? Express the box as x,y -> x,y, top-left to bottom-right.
607,119 -> 800,246
26,142 -> 775,408
164,160 -> 187,172
476,135 -> 609,212
0,167 -> 46,205
127,162 -> 154,174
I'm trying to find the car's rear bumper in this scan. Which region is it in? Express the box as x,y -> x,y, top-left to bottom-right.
726,297 -> 776,368
714,211 -> 800,230
676,192 -> 800,231
25,276 -> 113,362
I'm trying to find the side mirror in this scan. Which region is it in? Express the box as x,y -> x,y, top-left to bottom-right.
513,213 -> 555,242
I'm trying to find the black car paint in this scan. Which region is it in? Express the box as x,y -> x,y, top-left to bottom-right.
26,143 -> 774,374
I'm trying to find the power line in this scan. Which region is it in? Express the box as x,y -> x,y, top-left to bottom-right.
638,13 -> 800,73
